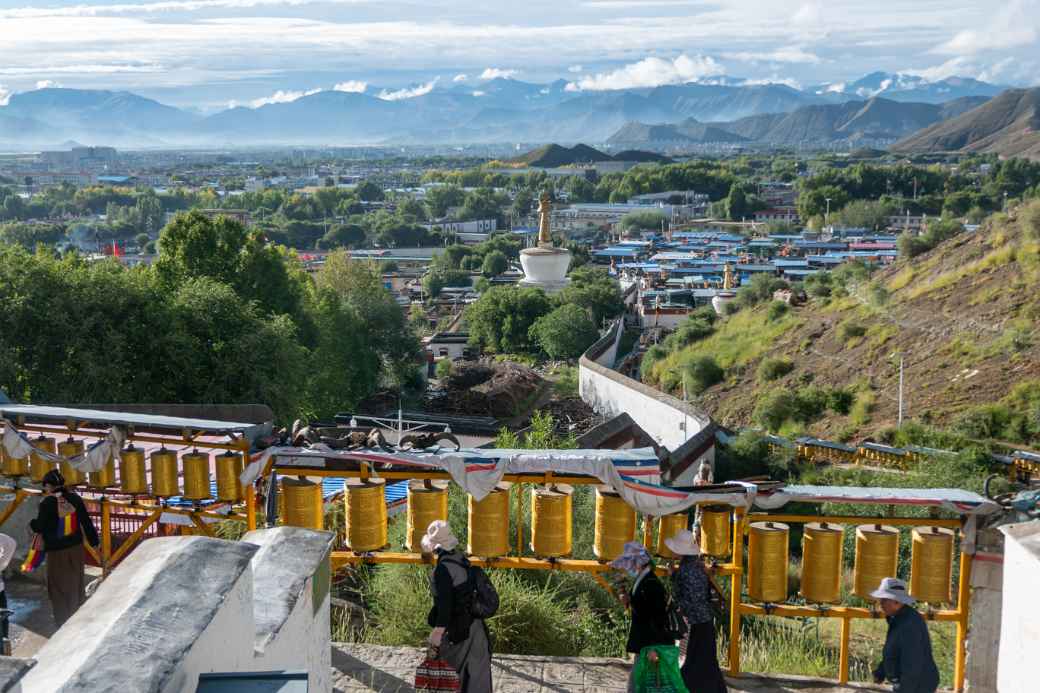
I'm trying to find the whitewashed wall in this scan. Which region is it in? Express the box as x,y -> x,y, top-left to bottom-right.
580,321 -> 711,452
997,521 -> 1040,693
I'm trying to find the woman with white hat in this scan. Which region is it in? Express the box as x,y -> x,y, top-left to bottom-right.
423,520 -> 492,693
666,529 -> 727,693
870,577 -> 939,693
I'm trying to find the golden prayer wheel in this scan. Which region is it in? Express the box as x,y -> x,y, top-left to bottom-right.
747,521 -> 789,603
57,439 -> 85,486
1,447 -> 29,477
593,486 -> 636,561
531,484 -> 573,558
800,522 -> 844,604
700,505 -> 732,557
150,447 -> 180,498
656,513 -> 689,558
407,479 -> 449,552
215,451 -> 244,503
181,451 -> 211,501
345,478 -> 387,551
88,453 -> 117,489
119,445 -> 148,494
467,483 -> 511,557
853,524 -> 899,599
283,477 -> 324,530
910,526 -> 955,604
30,436 -> 57,482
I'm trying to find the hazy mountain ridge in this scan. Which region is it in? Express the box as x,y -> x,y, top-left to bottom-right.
0,73 -> 1009,148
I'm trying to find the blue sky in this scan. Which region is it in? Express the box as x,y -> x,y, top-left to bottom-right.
0,0 -> 1036,111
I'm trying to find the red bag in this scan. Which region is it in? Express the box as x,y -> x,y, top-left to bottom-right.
415,654 -> 460,692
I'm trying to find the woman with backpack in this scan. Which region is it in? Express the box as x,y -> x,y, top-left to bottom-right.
612,541 -> 675,692
423,521 -> 493,693
29,469 -> 99,627
666,530 -> 727,693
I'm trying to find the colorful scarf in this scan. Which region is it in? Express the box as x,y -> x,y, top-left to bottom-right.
21,534 -> 44,573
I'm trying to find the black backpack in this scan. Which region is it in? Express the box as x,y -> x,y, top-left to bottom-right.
466,565 -> 499,619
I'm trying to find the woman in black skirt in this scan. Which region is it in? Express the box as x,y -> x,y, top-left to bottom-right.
665,529 -> 727,693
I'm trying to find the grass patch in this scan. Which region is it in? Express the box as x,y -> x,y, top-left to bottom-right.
908,243 -> 1018,299
849,389 -> 876,427
758,357 -> 795,383
550,363 -> 579,398
887,267 -> 915,292
865,323 -> 899,353
838,319 -> 867,344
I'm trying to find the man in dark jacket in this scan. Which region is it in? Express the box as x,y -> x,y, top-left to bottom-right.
29,469 -> 99,627
871,577 -> 940,693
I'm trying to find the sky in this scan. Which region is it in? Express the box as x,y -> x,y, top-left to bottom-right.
0,0 -> 1036,111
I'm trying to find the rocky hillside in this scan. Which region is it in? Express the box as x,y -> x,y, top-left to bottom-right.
643,204 -> 1040,442
892,88 -> 1040,160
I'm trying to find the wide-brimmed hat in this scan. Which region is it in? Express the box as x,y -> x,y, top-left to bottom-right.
421,520 -> 459,553
610,541 -> 652,573
870,577 -> 915,605
664,529 -> 701,556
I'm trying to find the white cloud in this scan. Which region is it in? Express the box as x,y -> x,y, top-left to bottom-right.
565,54 -> 723,91
0,0 -> 367,19
333,80 -> 367,93
0,86 -> 10,106
568,65 -> 584,73
249,87 -> 320,107
377,78 -> 438,100
471,90 -> 485,97
934,1 -> 1037,55
723,47 -> 821,64
742,76 -> 803,89
453,73 -> 468,82
35,80 -> 62,89
479,68 -> 519,80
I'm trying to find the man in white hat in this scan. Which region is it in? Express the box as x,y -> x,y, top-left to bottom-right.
870,577 -> 939,693
666,530 -> 727,693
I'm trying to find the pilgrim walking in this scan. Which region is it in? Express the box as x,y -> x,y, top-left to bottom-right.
612,541 -> 674,692
871,577 -> 940,693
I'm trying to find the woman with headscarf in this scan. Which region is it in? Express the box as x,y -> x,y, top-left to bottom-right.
423,520 -> 492,693
29,470 -> 99,627
612,541 -> 673,692
665,529 -> 727,693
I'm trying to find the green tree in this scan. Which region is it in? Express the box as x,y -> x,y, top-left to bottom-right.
529,304 -> 599,359
725,183 -> 749,221
317,223 -> 366,249
466,286 -> 552,353
425,185 -> 466,219
481,250 -> 509,277
355,180 -> 385,202
556,266 -> 624,325
682,356 -> 724,394
620,210 -> 666,235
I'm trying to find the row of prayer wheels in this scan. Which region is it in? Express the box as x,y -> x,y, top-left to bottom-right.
0,436 -> 245,502
746,521 -> 956,605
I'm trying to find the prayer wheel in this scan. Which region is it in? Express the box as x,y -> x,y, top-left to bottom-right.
181,451 -> 211,501
30,436 -> 57,482
119,445 -> 148,494
656,513 -> 689,558
593,486 -> 636,561
215,451 -> 244,502
407,479 -> 448,552
531,484 -> 573,558
467,483 -> 511,557
747,521 -> 789,603
88,453 -> 116,489
283,478 -> 324,530
345,478 -> 387,551
800,522 -> 844,604
57,439 -> 85,486
150,447 -> 180,498
853,524 -> 899,599
1,448 -> 29,477
910,526 -> 955,604
700,505 -> 732,557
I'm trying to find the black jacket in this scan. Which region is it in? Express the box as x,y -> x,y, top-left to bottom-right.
30,491 -> 99,552
428,550 -> 475,644
873,606 -> 940,693
626,570 -> 673,654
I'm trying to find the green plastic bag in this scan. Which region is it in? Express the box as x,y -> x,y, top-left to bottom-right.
632,644 -> 689,693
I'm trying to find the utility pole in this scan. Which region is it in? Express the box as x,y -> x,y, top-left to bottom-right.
825,197 -> 832,227
897,354 -> 905,427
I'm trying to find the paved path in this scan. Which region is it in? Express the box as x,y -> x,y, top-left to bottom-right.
332,644 -> 889,693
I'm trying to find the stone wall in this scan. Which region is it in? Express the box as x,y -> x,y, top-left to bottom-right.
580,320 -> 712,453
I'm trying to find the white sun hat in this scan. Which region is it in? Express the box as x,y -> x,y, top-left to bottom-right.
664,529 -> 701,556
870,577 -> 915,605
420,520 -> 459,553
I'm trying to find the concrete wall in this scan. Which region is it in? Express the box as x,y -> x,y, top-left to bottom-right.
964,527 -> 1004,693
997,521 -> 1040,693
20,528 -> 334,693
580,321 -> 712,452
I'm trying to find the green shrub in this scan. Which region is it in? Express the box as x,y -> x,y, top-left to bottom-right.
682,355 -> 724,394
767,300 -> 790,322
434,359 -> 453,379
827,387 -> 855,415
753,390 -> 800,431
839,321 -> 867,341
640,344 -> 667,381
758,357 -> 794,382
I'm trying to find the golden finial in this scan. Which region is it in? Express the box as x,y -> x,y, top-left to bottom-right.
537,192 -> 553,248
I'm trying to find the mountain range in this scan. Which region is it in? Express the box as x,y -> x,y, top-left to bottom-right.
0,72 -> 1013,148
892,88 -> 1040,160
608,96 -> 989,148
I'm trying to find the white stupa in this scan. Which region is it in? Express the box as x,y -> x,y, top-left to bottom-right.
711,262 -> 738,316
519,191 -> 571,293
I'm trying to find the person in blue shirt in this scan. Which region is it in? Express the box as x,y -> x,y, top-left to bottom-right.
871,577 -> 940,693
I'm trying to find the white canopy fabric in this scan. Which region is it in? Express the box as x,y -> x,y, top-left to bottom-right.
2,421 -> 124,474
